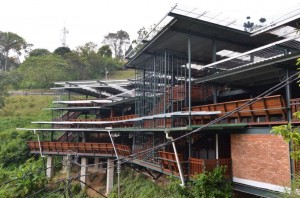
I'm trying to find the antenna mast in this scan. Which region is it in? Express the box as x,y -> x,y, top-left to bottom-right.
61,26 -> 69,47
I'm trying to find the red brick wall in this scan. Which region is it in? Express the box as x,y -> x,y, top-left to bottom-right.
231,134 -> 291,187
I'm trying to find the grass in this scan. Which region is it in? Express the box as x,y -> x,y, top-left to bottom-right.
108,69 -> 135,80
0,95 -> 53,134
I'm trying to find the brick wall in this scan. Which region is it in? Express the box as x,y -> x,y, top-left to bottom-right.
231,134 -> 291,187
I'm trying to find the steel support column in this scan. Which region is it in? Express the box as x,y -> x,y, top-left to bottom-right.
188,36 -> 191,127
285,68 -> 294,181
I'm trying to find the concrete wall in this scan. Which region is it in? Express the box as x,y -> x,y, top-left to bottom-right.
231,134 -> 291,188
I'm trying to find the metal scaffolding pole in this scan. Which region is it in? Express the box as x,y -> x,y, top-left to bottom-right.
108,130 -> 120,198
188,36 -> 191,127
285,68 -> 294,181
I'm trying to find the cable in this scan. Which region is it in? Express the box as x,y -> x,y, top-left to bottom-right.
122,70 -> 300,162
59,155 -> 77,198
27,70 -> 299,197
76,70 -> 300,173
0,160 -> 63,187
58,173 -> 80,198
78,180 -> 107,198
25,178 -> 66,198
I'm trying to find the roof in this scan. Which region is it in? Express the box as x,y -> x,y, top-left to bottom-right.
125,9 -> 296,69
52,79 -> 135,100
124,6 -> 300,88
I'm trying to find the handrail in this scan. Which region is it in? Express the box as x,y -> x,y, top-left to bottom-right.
27,141 -> 131,156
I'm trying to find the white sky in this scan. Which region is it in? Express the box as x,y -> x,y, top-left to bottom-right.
1,0 -> 299,52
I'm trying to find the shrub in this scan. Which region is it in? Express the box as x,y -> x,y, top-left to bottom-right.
169,166 -> 232,198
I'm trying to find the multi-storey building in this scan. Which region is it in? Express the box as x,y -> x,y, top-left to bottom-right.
23,6 -> 300,197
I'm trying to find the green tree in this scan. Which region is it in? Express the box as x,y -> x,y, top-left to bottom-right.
103,30 -> 130,59
0,32 -> 29,71
18,54 -> 71,88
98,45 -> 112,57
64,42 -> 123,80
29,48 -> 50,57
129,24 -> 160,57
0,71 -> 22,107
271,57 -> 300,197
271,57 -> 300,161
53,46 -> 71,56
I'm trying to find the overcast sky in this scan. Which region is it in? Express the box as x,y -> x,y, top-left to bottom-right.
1,0 -> 299,52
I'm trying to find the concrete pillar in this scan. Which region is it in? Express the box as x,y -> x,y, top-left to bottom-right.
94,157 -> 100,171
61,156 -> 67,173
80,157 -> 87,189
91,158 -> 105,173
46,156 -> 54,178
80,131 -> 87,189
106,158 -> 114,195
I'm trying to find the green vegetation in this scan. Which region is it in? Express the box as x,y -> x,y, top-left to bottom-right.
270,57 -> 300,197
169,166 -> 232,198
109,167 -> 232,198
108,69 -> 135,80
0,95 -> 53,197
0,158 -> 48,198
18,54 -> 71,88
109,168 -> 172,198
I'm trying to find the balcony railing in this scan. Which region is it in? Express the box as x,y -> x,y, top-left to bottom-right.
158,151 -> 232,178
27,141 -> 131,157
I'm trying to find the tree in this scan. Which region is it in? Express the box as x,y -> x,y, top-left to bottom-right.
133,24 -> 160,45
103,30 -> 130,59
18,54 -> 71,88
271,57 -> 300,160
64,42 -> 123,80
0,71 -> 21,107
29,48 -> 50,57
0,32 -> 29,71
53,46 -> 71,56
129,24 -> 161,57
75,42 -> 98,56
271,57 -> 300,197
98,45 -> 112,57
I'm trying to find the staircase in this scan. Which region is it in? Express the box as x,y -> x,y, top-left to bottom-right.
54,111 -> 81,121
56,111 -> 81,142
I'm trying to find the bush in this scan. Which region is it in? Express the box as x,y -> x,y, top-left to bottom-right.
169,166 -> 232,198
109,168 -> 172,198
0,158 -> 48,198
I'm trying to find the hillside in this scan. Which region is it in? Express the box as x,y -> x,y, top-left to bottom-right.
0,95 -> 54,197
108,69 -> 135,80
0,95 -> 53,133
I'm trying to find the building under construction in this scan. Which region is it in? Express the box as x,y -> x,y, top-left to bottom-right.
22,5 -> 300,197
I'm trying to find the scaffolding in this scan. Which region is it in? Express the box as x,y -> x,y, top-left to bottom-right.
134,50 -> 188,119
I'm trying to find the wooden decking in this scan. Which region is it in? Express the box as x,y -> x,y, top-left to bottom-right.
27,141 -> 131,157
62,95 -> 299,128
186,95 -> 287,125
158,151 -> 232,178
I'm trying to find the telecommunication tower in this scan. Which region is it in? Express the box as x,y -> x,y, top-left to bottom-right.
61,26 -> 69,47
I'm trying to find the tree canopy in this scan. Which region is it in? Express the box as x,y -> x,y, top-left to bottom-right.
18,54 -> 71,88
29,48 -> 50,57
53,46 -> 71,56
0,32 -> 29,71
103,30 -> 130,59
98,45 -> 112,57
